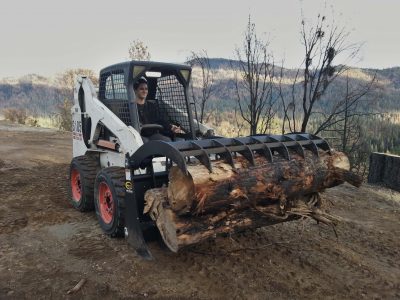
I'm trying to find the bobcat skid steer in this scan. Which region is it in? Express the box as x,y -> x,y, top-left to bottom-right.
69,61 -> 360,260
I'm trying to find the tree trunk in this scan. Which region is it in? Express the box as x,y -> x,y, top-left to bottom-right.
168,150 -> 361,216
144,149 -> 362,252
145,190 -> 341,253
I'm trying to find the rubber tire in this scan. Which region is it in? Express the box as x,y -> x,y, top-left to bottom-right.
69,156 -> 99,212
94,167 -> 125,237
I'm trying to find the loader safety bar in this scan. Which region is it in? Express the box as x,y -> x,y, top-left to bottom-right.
129,133 -> 331,174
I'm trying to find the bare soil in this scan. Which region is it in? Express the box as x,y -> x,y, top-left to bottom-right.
0,120 -> 399,299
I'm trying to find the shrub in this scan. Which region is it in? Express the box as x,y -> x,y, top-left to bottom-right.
57,99 -> 72,131
26,117 -> 40,127
3,108 -> 28,124
3,108 -> 17,122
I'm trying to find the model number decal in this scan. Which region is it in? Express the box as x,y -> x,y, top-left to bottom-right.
72,120 -> 82,133
72,120 -> 83,140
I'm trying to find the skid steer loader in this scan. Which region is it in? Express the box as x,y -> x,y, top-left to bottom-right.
69,61 -> 360,259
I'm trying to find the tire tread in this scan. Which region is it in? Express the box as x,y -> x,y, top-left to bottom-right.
94,167 -> 126,237
69,155 -> 99,211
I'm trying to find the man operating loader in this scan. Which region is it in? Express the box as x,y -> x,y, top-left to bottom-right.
133,77 -> 183,142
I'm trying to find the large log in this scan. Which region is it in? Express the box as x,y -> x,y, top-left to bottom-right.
168,150 -> 361,215
145,149 -> 361,252
144,189 -> 340,252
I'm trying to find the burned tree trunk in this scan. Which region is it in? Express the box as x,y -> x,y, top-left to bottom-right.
145,150 -> 361,252
145,189 -> 301,252
168,150 -> 360,215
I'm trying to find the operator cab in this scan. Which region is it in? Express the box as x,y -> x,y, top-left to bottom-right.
98,61 -> 197,141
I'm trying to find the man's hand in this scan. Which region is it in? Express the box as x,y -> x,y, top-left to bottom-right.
171,124 -> 184,134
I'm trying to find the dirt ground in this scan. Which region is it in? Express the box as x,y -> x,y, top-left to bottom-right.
0,120 -> 399,300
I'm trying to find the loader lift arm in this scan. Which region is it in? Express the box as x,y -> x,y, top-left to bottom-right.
73,76 -> 143,158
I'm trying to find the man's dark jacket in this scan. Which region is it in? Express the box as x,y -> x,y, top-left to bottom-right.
137,101 -> 172,137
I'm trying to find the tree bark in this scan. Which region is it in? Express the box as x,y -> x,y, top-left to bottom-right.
144,190 -> 341,253
144,149 -> 362,252
168,150 -> 361,216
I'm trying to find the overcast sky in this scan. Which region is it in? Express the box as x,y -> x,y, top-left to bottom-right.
0,0 -> 398,78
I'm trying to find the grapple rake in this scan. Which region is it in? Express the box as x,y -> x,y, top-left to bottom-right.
130,133 -> 331,175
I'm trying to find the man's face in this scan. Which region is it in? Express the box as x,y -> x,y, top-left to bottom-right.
136,83 -> 148,100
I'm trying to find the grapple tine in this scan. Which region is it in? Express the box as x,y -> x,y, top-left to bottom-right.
211,139 -> 235,169
268,136 -> 291,160
295,133 -> 331,153
283,134 -> 305,158
310,134 -> 331,153
233,138 -> 255,166
250,136 -> 274,163
190,141 -> 212,172
294,134 -> 319,157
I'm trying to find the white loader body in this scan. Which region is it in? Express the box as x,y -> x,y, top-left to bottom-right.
71,76 -> 165,172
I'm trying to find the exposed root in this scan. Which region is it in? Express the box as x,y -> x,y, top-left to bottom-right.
285,195 -> 342,238
253,193 -> 341,237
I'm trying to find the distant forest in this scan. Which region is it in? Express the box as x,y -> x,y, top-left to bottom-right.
1,60 -> 399,114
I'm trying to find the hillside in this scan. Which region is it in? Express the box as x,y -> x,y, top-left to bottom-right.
0,61 -> 399,116
0,74 -> 63,116
191,60 -> 400,113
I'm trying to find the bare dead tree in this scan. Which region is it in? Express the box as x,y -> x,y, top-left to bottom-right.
233,16 -> 276,135
277,12 -> 379,175
319,72 -> 379,176
280,14 -> 361,133
278,61 -> 298,133
128,39 -> 151,61
186,50 -> 214,123
313,72 -> 378,136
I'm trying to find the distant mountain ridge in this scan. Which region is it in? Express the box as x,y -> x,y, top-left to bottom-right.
0,73 -> 58,86
0,59 -> 399,116
0,74 -> 63,116
195,59 -> 400,114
